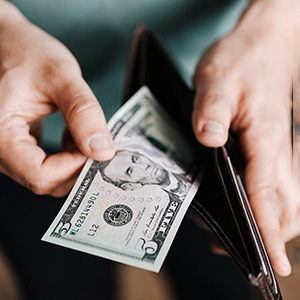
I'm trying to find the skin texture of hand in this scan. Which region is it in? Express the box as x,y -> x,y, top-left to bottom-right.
0,2 -> 115,196
193,0 -> 300,277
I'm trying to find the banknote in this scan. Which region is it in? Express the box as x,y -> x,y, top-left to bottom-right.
42,86 -> 203,272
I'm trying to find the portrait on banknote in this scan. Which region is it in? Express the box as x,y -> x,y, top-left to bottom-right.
98,149 -> 192,201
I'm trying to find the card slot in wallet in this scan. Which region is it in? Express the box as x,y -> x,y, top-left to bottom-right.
215,145 -> 280,299
123,24 -> 197,147
192,169 -> 253,275
215,147 -> 258,275
123,24 -> 282,300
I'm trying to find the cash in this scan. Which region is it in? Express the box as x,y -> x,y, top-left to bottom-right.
42,86 -> 203,272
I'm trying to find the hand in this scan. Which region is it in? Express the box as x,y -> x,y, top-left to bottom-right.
0,2 -> 115,196
192,0 -> 300,277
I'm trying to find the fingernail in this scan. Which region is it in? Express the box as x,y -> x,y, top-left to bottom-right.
203,121 -> 224,135
89,134 -> 114,152
280,254 -> 292,276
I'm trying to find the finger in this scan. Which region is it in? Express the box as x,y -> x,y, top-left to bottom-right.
11,147 -> 85,196
241,121 -> 292,276
48,174 -> 81,197
0,119 -> 87,195
193,67 -> 239,148
47,68 -> 115,161
277,137 -> 300,240
45,128 -> 88,197
248,186 -> 292,277
250,191 -> 292,277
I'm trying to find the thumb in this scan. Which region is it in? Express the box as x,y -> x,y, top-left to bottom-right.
192,74 -> 237,148
52,73 -> 115,161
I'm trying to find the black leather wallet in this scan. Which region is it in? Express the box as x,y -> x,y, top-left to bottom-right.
122,24 -> 282,300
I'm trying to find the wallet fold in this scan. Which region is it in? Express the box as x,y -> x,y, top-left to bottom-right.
122,24 -> 282,300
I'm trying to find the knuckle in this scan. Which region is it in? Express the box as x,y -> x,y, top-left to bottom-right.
195,62 -> 224,84
65,95 -> 99,122
197,64 -> 219,79
195,91 -> 232,115
280,213 -> 294,235
201,92 -> 228,106
41,60 -> 81,94
43,57 -> 80,79
195,44 -> 235,83
27,182 -> 47,195
259,185 -> 277,200
249,184 -> 277,206
248,196 -> 278,231
24,174 -> 53,195
50,184 -> 72,198
247,119 -> 284,147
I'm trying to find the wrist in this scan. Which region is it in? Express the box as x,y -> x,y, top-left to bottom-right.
244,0 -> 300,33
234,0 -> 300,56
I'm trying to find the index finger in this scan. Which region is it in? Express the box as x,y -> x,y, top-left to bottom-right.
241,119 -> 292,276
0,117 -> 86,195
